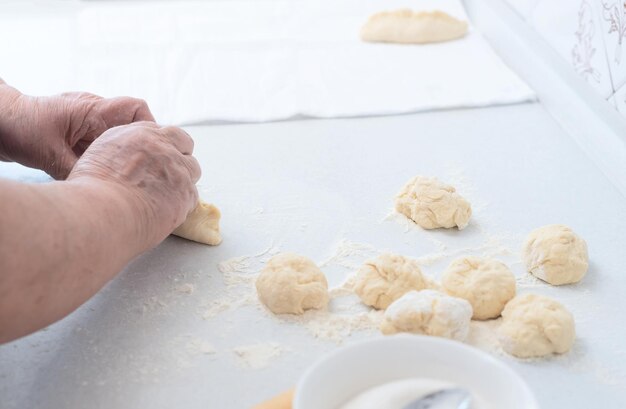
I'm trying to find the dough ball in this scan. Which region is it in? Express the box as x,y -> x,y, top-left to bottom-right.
522,224 -> 589,285
498,294 -> 575,358
256,253 -> 329,315
395,176 -> 471,230
360,9 -> 468,44
380,290 -> 472,341
441,256 -> 516,320
354,253 -> 432,310
173,200 -> 222,245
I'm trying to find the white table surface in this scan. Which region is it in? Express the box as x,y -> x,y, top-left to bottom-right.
1,102 -> 625,408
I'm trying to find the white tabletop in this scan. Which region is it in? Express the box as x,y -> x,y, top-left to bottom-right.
1,102 -> 625,408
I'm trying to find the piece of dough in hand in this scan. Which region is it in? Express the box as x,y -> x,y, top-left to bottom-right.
360,9 -> 468,44
173,200 -> 222,245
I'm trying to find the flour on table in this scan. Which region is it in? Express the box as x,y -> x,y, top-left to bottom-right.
175,283 -> 195,294
232,343 -> 283,369
201,244 -> 280,319
217,244 -> 280,275
412,234 -> 517,268
186,338 -> 217,355
277,280 -> 384,344
515,272 -> 547,289
466,319 -> 504,355
319,239 -> 383,270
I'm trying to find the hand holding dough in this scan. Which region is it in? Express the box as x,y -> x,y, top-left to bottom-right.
360,9 -> 468,45
173,200 -> 222,245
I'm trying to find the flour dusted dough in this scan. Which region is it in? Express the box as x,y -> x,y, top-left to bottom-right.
498,294 -> 575,358
380,290 -> 472,341
256,253 -> 329,315
441,256 -> 516,320
360,9 -> 468,45
395,176 -> 471,230
173,200 -> 222,245
355,253 -> 433,310
523,224 -> 588,285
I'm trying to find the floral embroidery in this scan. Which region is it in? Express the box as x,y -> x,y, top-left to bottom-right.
572,1 -> 601,82
601,0 -> 626,63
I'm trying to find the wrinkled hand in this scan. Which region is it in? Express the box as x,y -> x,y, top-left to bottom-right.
69,122 -> 201,248
0,87 -> 154,179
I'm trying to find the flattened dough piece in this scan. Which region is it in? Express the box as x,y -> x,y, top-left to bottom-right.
360,9 -> 468,44
173,200 -> 222,245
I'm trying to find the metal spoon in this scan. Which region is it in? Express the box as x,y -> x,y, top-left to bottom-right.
401,388 -> 472,409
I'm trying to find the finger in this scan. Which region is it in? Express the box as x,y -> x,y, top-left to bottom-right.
181,154 -> 202,184
133,101 -> 155,122
127,120 -> 160,129
72,139 -> 92,157
97,97 -> 155,128
48,147 -> 78,180
159,126 -> 194,155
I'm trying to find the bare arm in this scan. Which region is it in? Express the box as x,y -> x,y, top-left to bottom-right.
0,121 -> 200,343
0,178 -> 148,342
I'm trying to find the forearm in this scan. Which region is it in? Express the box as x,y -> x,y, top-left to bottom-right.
0,178 -> 149,343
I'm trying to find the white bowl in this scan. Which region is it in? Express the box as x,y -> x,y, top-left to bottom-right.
294,335 -> 539,409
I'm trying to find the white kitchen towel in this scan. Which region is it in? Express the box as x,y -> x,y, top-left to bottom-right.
1,0 -> 535,125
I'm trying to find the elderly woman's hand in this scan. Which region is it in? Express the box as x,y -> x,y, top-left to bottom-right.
0,82 -> 154,179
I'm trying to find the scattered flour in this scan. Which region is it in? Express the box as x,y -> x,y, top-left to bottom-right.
217,245 -> 280,275
515,272 -> 548,289
466,319 -> 504,355
175,283 -> 196,294
202,244 -> 280,319
319,239 -> 382,270
232,343 -> 284,369
186,338 -> 217,355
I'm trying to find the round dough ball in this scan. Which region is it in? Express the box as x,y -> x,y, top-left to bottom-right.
522,224 -> 588,285
256,253 -> 329,315
441,256 -> 516,320
395,176 -> 471,230
498,294 -> 575,358
354,253 -> 432,310
380,290 -> 473,341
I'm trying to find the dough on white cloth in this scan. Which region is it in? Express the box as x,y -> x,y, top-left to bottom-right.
360,9 -> 468,45
380,290 -> 472,341
498,294 -> 575,358
173,200 -> 222,245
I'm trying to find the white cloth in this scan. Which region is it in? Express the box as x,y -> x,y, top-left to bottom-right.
0,0 -> 534,125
